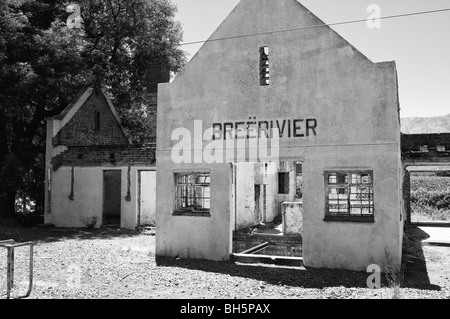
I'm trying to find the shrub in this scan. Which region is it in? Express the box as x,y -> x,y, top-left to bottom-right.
81,216 -> 98,229
14,194 -> 43,227
15,208 -> 44,228
411,190 -> 450,209
410,175 -> 450,221
436,171 -> 450,177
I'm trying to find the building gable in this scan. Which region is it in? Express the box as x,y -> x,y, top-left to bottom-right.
174,0 -> 372,85
53,87 -> 130,147
158,0 -> 399,150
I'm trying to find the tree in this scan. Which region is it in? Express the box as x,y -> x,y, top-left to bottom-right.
0,0 -> 186,217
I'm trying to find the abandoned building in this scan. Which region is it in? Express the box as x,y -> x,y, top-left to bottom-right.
155,0 -> 404,271
43,0 -> 449,273
44,86 -> 157,229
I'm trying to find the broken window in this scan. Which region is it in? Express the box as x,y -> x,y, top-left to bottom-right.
174,173 -> 210,216
278,172 -> 289,194
95,110 -> 101,131
325,170 -> 374,222
259,46 -> 269,86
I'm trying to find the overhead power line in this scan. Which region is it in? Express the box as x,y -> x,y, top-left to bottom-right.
179,7 -> 450,46
1,6 -> 450,69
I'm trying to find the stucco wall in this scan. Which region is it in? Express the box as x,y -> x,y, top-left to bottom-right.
235,163 -> 258,230
156,0 -> 402,270
300,148 -> 402,270
155,164 -> 232,261
48,167 -> 103,228
46,165 -> 153,229
266,162 -> 280,222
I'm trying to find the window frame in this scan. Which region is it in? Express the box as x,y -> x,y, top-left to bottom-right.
324,170 -> 375,223
173,171 -> 211,217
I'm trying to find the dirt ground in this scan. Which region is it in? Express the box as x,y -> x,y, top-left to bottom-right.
1,219 -> 449,299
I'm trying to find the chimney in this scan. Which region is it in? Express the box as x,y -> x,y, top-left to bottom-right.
146,63 -> 170,146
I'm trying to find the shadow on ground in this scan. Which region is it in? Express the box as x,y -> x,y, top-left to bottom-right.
156,255 -> 375,289
0,218 -> 443,292
402,225 -> 441,291
156,225 -> 442,291
0,218 -> 144,243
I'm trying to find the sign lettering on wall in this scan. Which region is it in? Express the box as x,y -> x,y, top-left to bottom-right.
212,118 -> 317,140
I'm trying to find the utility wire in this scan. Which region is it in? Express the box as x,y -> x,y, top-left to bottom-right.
2,6 -> 450,69
179,7 -> 450,46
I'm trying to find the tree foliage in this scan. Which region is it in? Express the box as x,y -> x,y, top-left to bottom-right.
0,0 -> 186,217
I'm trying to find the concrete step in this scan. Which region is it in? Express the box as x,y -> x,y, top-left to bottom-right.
423,239 -> 450,247
411,221 -> 450,227
231,253 -> 304,267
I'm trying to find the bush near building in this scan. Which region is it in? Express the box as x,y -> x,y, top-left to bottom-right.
410,174 -> 450,221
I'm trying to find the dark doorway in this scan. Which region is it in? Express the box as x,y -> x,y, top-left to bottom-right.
103,170 -> 121,226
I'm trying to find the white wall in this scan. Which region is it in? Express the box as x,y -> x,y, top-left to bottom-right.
235,162 -> 257,229
46,165 -> 154,229
156,164 -> 233,261
49,167 -> 103,228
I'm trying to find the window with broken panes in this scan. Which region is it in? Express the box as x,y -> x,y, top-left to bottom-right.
174,173 -> 210,215
325,171 -> 374,222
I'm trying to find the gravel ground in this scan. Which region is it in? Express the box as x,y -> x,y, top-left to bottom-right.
1,220 -> 449,299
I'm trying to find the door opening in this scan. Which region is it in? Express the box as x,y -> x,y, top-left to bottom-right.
406,166 -> 450,224
232,161 -> 303,259
103,170 -> 122,227
138,170 -> 156,227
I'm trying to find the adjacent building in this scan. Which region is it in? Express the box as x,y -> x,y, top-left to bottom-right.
44,86 -> 156,229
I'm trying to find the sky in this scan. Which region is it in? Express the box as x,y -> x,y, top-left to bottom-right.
171,0 -> 450,118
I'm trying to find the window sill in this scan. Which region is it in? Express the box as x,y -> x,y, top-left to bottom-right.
173,211 -> 211,217
324,215 -> 374,223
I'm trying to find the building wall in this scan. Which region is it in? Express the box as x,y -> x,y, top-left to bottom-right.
266,162 -> 280,222
44,86 -> 157,229
301,148 -> 402,270
46,165 -> 154,229
235,162 -> 258,230
53,90 -> 129,147
155,163 -> 233,261
156,0 -> 402,270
